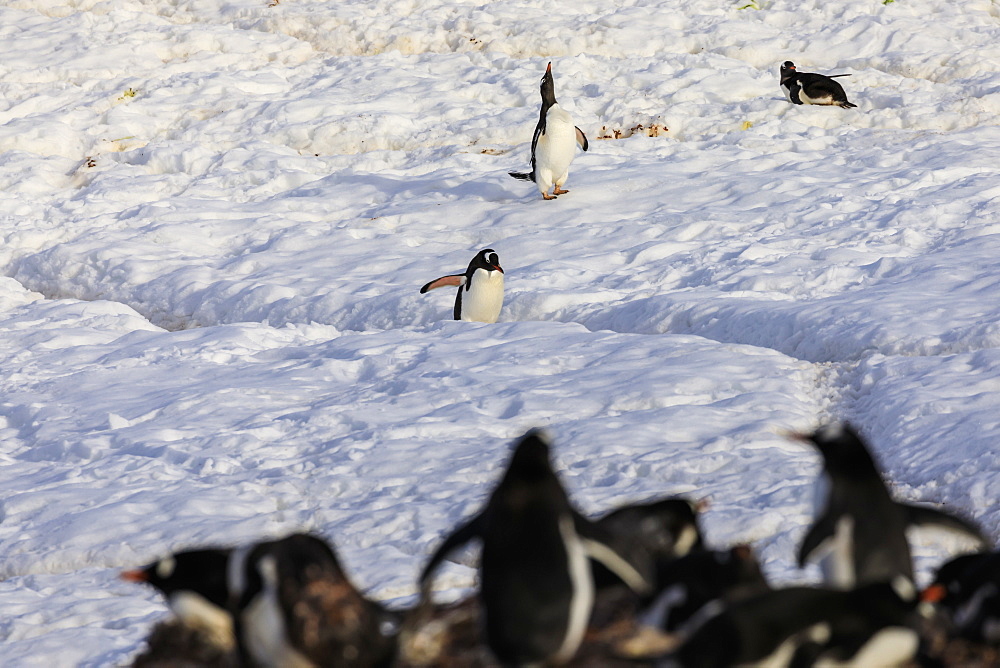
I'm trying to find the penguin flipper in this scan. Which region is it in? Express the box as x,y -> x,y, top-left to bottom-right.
901,502 -> 988,545
420,274 -> 465,293
798,512 -> 838,567
574,515 -> 651,595
418,515 -> 483,594
575,127 -> 589,151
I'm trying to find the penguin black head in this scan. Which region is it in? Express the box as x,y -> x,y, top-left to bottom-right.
502,429 -> 556,484
123,548 -> 232,610
779,61 -> 797,82
540,62 -> 556,108
469,248 -> 503,274
794,422 -> 881,479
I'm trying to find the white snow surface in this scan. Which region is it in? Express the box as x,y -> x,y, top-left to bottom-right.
1,0 -> 999,664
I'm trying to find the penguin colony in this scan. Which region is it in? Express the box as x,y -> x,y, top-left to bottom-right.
421,61 -> 854,324
118,64 -> 995,666
124,426 -> 996,667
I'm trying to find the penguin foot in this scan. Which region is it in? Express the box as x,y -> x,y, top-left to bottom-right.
542,193 -> 558,200
553,187 -> 569,195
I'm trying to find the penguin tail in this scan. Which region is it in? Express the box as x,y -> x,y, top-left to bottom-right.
839,101 -> 857,109
508,171 -> 535,182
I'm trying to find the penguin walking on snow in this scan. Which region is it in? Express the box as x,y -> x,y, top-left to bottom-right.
780,61 -> 857,108
509,62 -> 589,200
791,423 -> 986,588
228,533 -> 400,668
122,547 -> 236,653
417,430 -> 650,666
419,248 -> 504,323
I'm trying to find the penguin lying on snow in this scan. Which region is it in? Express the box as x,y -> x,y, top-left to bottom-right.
790,423 -> 986,588
509,62 -> 589,200
779,61 -> 857,108
667,577 -> 921,668
417,430 -> 650,666
924,550 -> 1000,644
643,545 -> 770,635
228,533 -> 400,668
591,497 -> 705,591
420,248 -> 504,323
122,547 -> 236,653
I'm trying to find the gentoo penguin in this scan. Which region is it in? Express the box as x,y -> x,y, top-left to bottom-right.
508,62 -> 589,200
592,497 -> 705,590
417,430 -> 650,665
642,545 -> 770,635
667,577 -> 920,668
419,248 -> 504,323
779,61 -> 857,108
791,423 -> 986,588
229,533 -> 399,668
924,551 -> 1000,644
122,548 -> 236,651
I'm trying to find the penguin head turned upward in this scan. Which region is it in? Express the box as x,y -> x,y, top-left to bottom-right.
798,422 -> 882,480
469,248 -> 503,276
540,62 -> 557,108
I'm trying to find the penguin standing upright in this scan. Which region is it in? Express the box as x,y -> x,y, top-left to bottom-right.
419,248 -> 504,323
417,430 -> 649,665
229,533 -> 399,668
779,61 -> 857,108
509,62 -> 589,200
792,423 -> 986,588
122,548 -> 236,650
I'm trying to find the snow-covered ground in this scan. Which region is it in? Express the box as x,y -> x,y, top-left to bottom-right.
1,0 -> 999,664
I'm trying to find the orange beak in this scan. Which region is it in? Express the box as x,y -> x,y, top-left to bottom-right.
121,569 -> 148,583
921,584 -> 947,603
546,62 -> 552,74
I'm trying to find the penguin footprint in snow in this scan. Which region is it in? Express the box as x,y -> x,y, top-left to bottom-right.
420,248 -> 504,323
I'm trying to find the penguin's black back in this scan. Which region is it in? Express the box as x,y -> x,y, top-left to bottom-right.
478,432 -> 579,663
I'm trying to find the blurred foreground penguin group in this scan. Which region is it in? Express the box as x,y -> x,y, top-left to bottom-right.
122,424 -> 997,667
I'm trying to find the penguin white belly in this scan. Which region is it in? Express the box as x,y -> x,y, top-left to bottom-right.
798,88 -> 831,106
459,269 -> 504,323
814,627 -> 919,667
243,556 -> 315,668
535,105 -> 577,189
780,82 -> 796,103
816,515 -> 856,589
553,516 -> 594,664
169,591 -> 235,649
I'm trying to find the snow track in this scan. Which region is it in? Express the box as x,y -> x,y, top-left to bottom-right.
1,0 -> 999,664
